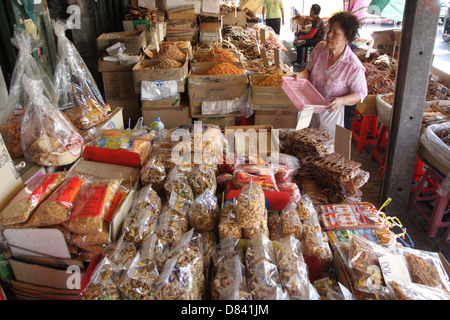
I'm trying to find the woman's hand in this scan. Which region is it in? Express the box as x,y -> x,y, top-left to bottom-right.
327,97 -> 345,112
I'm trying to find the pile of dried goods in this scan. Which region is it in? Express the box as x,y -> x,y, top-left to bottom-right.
153,59 -> 183,69
207,62 -> 244,75
253,74 -> 287,87
199,47 -> 238,62
158,42 -> 186,60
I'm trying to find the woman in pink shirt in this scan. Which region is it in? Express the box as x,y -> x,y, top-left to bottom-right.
296,11 -> 368,138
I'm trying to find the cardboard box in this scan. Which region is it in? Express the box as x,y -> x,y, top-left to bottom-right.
356,94 -> 378,116
80,107 -> 125,139
196,116 -> 237,128
250,75 -> 296,110
142,104 -> 191,129
97,31 -> 147,56
123,20 -> 150,32
166,20 -> 198,42
199,32 -> 221,44
102,71 -> 136,100
167,5 -> 197,20
188,83 -> 247,118
98,54 -> 142,72
199,21 -> 221,33
0,134 -> 24,212
419,144 -> 450,176
371,28 -> 401,56
132,58 -> 188,94
106,96 -> 142,124
222,11 -> 247,26
189,62 -> 248,85
141,94 -> 181,108
254,110 -> 298,129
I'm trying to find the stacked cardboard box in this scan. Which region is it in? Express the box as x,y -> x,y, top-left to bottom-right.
96,31 -> 147,124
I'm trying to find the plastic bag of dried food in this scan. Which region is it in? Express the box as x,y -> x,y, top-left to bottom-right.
154,229 -> 204,300
296,194 -> 315,221
20,75 -> 83,167
164,167 -> 194,203
25,173 -> 88,227
280,202 -> 303,239
140,155 -> 167,193
104,234 -> 137,279
119,234 -> 159,300
387,280 -> 450,300
211,254 -> 252,300
0,172 -> 67,227
242,209 -> 269,239
301,208 -> 321,240
64,178 -> 123,235
189,164 -> 217,197
398,246 -> 450,291
236,182 -> 266,229
277,182 -> 301,202
246,258 -> 288,300
277,236 -> 310,300
347,234 -> 392,295
302,231 -> 332,261
154,205 -> 189,255
188,190 -> 219,233
80,256 -> 122,300
53,20 -> 109,130
267,211 -> 283,241
211,237 -> 244,273
245,234 -> 277,269
122,185 -> 161,245
73,183 -> 130,245
233,165 -> 279,191
0,26 -> 56,160
218,201 -> 242,241
201,231 -> 217,258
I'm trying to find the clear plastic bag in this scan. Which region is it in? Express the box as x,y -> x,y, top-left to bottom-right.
188,190 -> 219,233
140,154 -> 167,193
80,256 -> 122,300
154,229 -> 204,300
398,246 -> 450,291
188,163 -> 217,197
218,201 -> 242,241
119,234 -> 160,300
236,182 -> 266,229
211,254 -> 251,300
20,75 -> 84,166
53,20 -> 109,130
233,165 -> 279,191
0,26 -> 56,159
277,236 -> 310,300
387,280 -> 450,300
280,202 -> 303,239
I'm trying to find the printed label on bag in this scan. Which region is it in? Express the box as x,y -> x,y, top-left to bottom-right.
70,185 -> 107,219
64,133 -> 83,156
50,177 -> 84,208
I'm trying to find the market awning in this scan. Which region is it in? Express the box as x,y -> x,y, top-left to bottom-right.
344,0 -> 404,23
368,0 -> 405,22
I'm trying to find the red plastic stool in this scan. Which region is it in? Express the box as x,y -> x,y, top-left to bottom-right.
351,109 -> 379,153
408,167 -> 450,237
410,156 -> 436,194
370,123 -> 388,178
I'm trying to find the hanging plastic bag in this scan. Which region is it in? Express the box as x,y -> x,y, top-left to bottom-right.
20,75 -> 84,166
53,19 -> 109,130
0,26 -> 56,159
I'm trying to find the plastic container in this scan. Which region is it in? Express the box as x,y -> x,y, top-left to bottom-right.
281,77 -> 328,113
376,94 -> 393,126
150,117 -> 165,130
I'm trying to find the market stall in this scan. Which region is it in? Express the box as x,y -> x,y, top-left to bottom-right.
0,0 -> 449,303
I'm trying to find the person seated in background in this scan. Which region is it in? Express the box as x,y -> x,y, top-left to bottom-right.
294,4 -> 326,66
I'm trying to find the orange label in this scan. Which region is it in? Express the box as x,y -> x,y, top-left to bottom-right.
104,191 -> 126,222
70,185 -> 107,219
48,177 -> 84,208
29,173 -> 59,206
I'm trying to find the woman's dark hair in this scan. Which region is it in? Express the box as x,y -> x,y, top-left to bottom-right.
311,4 -> 321,15
329,11 -> 360,43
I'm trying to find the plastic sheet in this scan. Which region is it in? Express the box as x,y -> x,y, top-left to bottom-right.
53,20 -> 109,130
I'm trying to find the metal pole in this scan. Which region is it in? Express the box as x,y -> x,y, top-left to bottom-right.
380,0 -> 441,215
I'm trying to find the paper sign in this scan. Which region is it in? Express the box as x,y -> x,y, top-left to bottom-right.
141,80 -> 178,100
296,106 -> 314,130
378,255 -> 412,284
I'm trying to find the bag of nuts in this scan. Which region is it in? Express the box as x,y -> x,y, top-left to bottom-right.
189,163 -> 217,197
236,182 -> 266,229
218,201 -> 242,241
188,190 -> 219,233
280,202 -> 303,240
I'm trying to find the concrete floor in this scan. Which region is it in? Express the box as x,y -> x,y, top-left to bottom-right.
351,142 -> 450,262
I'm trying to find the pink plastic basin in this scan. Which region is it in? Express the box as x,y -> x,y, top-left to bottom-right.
282,76 -> 328,113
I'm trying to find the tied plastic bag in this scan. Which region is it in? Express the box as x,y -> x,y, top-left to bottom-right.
53,20 -> 109,130
188,190 -> 219,233
141,80 -> 178,101
0,26 -> 57,159
21,75 -> 84,166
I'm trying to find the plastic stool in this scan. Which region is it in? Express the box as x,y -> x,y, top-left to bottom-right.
408,167 -> 450,237
351,109 -> 379,153
370,123 -> 388,178
410,156 -> 436,194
